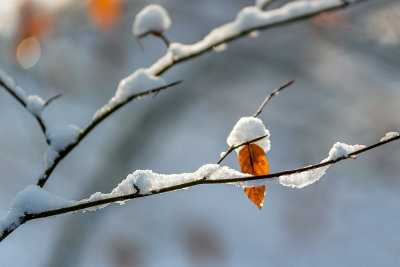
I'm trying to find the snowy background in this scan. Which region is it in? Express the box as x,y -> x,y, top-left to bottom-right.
1,0 -> 400,266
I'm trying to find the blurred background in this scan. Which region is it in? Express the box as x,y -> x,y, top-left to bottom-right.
0,0 -> 399,266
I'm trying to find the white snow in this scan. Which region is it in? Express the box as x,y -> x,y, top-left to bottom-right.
0,69 -> 46,117
227,117 -> 270,153
45,125 -> 81,167
0,185 -> 72,236
0,139 -> 368,235
79,164 -> 248,210
328,142 -> 365,160
133,4 -> 171,37
26,94 -> 45,116
380,132 -> 399,142
148,0 -> 344,75
255,0 -> 272,9
93,69 -> 166,120
279,142 -> 366,188
0,69 -> 27,101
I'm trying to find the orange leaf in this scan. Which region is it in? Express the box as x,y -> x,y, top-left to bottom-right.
244,185 -> 266,210
238,143 -> 269,175
238,143 -> 268,209
87,0 -> 122,31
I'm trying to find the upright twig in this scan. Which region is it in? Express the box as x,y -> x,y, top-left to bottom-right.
217,80 -> 294,165
252,79 -> 294,118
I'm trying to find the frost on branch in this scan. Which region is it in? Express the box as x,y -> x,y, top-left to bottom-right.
93,69 -> 166,120
149,0 -> 344,74
227,117 -> 270,153
255,0 -> 272,9
380,132 -> 399,142
0,69 -> 26,100
0,69 -> 45,117
80,164 -> 248,211
279,142 -> 366,188
45,125 -> 81,167
0,185 -> 72,236
133,4 -> 171,38
26,94 -> 45,116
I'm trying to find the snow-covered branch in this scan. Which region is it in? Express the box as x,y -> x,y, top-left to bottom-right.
0,70 -> 54,144
37,80 -> 181,187
1,132 -> 398,243
146,0 -> 361,76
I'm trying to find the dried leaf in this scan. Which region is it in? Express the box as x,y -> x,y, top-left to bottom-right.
238,143 -> 269,175
244,185 -> 266,210
238,143 -> 268,209
87,0 -> 122,31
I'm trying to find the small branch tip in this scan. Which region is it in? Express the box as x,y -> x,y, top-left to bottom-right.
44,94 -> 62,107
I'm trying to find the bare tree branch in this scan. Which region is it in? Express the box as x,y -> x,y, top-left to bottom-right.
252,79 -> 294,118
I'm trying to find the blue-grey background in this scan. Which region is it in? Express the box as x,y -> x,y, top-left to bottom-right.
0,0 -> 399,266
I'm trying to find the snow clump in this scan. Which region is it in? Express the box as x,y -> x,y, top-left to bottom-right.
133,4 -> 171,37
227,117 -> 270,153
279,142 -> 366,189
93,68 -> 166,120
45,125 -> 81,167
0,185 -> 72,235
26,94 -> 45,116
380,132 -> 399,142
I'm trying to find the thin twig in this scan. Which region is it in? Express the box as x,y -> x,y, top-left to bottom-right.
216,135 -> 268,164
36,81 -> 182,187
217,80 -> 293,165
253,79 -> 294,118
0,78 -> 50,144
1,133 -> 398,242
44,94 -> 62,107
156,32 -> 170,48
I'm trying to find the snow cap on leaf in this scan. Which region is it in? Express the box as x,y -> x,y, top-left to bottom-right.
227,117 -> 270,153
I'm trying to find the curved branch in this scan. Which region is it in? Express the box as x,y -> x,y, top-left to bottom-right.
2,133 -> 397,242
0,78 -> 49,144
36,81 -> 181,187
148,0 -> 363,76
